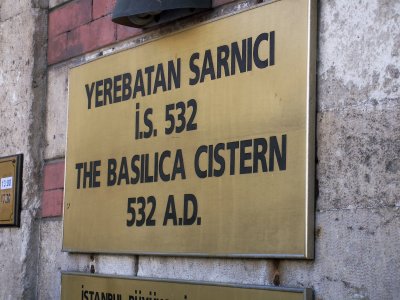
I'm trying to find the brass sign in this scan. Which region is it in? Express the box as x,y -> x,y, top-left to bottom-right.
64,0 -> 316,258
62,273 -> 313,300
0,154 -> 23,227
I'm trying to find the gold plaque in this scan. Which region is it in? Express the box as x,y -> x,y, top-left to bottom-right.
62,273 -> 313,300
64,0 -> 316,258
0,154 -> 23,227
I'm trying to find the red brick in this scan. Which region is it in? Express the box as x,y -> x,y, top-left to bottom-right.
47,33 -> 68,65
116,24 -> 143,42
49,0 -> 92,38
67,22 -> 92,57
42,189 -> 64,218
43,161 -> 65,191
90,15 -> 117,48
213,0 -> 235,7
67,15 -> 116,57
93,0 -> 117,19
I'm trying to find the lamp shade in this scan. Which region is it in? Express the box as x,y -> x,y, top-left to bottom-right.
112,0 -> 212,28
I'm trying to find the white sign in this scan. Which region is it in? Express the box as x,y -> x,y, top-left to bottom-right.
1,177 -> 13,190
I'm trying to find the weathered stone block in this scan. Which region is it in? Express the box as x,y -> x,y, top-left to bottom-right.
46,64 -> 69,159
95,255 -> 137,276
38,220 -> 138,298
38,219 -> 92,299
318,0 -> 400,112
0,210 -> 37,299
317,102 -> 400,210
0,12 -> 35,155
138,256 -> 274,285
279,207 -> 400,300
0,0 -> 47,21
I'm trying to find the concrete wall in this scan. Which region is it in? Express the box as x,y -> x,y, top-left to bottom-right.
0,0 -> 47,298
0,0 -> 399,299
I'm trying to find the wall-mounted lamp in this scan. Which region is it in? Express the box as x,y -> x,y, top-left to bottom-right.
112,0 -> 212,28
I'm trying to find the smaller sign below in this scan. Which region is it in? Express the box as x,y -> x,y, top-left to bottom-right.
62,273 -> 313,300
0,154 -> 23,227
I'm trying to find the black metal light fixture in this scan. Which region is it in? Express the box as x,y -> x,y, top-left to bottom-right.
112,0 -> 212,28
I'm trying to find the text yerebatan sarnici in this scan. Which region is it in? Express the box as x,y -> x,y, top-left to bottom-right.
84,31 -> 275,109
75,31 -> 287,229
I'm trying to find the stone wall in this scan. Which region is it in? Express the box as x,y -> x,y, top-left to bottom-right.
0,0 -> 399,299
0,0 -> 48,298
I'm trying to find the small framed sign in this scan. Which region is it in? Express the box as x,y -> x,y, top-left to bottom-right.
0,154 -> 23,227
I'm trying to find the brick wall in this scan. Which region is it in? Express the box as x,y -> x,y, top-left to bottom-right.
42,161 -> 65,217
47,0 -> 235,65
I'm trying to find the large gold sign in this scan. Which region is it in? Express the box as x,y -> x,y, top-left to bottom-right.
62,273 -> 313,300
64,0 -> 316,258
